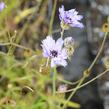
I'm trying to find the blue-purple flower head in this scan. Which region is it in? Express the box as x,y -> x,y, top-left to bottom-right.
0,2 -> 5,12
59,5 -> 84,29
41,36 -> 68,68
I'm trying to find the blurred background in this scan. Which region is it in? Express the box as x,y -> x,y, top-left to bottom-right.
55,0 -> 109,109
0,0 -> 109,109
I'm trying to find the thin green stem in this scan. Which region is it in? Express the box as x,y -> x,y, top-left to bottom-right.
46,57 -> 49,67
0,42 -> 34,53
0,42 -> 10,46
78,69 -> 109,89
7,31 -> 17,56
56,32 -> 108,108
62,76 -> 85,109
61,32 -> 108,108
53,67 -> 57,95
48,0 -> 57,35
88,32 -> 108,71
7,5 -> 37,56
61,29 -> 64,38
56,69 -> 109,93
58,77 -> 80,85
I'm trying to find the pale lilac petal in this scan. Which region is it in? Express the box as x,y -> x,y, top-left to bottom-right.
55,38 -> 63,51
67,9 -> 77,16
71,22 -> 84,28
42,36 -> 55,50
41,36 -> 55,57
42,45 -> 50,57
0,2 -> 5,12
59,59 -> 67,67
51,58 -> 67,68
61,48 -> 68,59
76,15 -> 83,20
41,44 -> 50,57
57,48 -> 68,59
59,5 -> 65,20
51,59 -> 56,67
53,58 -> 67,67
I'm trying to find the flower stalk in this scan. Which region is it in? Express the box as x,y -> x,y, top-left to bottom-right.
53,67 -> 57,95
88,32 -> 108,72
56,69 -> 109,94
62,76 -> 85,109
62,32 -> 108,108
61,29 -> 65,38
48,0 -> 57,35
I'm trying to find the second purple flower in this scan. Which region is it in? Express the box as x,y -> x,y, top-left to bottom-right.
59,5 -> 84,29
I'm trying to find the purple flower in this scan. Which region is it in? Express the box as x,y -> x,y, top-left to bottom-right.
0,2 -> 5,12
41,36 -> 68,67
59,5 -> 84,29
58,84 -> 67,92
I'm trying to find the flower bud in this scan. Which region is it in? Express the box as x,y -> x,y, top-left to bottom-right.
64,37 -> 75,59
102,56 -> 109,69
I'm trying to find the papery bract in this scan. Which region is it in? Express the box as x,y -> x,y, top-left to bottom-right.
64,37 -> 75,59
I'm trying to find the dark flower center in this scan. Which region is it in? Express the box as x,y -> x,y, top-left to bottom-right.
50,50 -> 58,57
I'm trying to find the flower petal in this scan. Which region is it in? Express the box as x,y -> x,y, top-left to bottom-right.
59,5 -> 65,20
61,48 -> 68,59
0,2 -> 5,12
41,36 -> 55,57
59,59 -> 67,67
51,59 -> 56,67
51,57 -> 67,68
55,38 -> 64,51
71,21 -> 84,28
